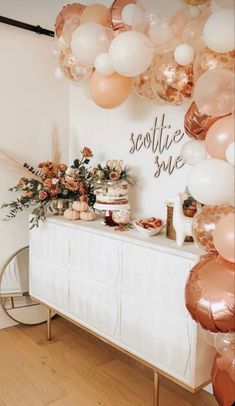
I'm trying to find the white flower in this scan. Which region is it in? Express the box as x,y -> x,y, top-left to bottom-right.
52,178 -> 59,185
37,184 -> 42,191
65,168 -> 74,175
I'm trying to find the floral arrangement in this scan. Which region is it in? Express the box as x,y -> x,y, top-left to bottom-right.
91,160 -> 136,186
1,147 -> 95,228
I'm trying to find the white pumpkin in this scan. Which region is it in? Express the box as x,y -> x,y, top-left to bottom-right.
80,211 -> 96,221
64,208 -> 80,221
72,201 -> 89,212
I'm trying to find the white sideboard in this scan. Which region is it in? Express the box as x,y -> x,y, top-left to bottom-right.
29,217 -> 215,392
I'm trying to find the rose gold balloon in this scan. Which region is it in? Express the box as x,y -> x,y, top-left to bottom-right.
194,69 -> 235,117
192,205 -> 234,252
205,116 -> 234,160
133,57 -> 159,100
108,0 -> 136,32
55,3 -> 86,39
184,102 -> 226,140
59,48 -> 92,82
212,354 -> 235,406
80,4 -> 109,26
170,8 -> 191,38
214,213 -> 235,263
185,254 -> 235,332
90,71 -> 132,109
152,52 -> 194,105
194,48 -> 235,82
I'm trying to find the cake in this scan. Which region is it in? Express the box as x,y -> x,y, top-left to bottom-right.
94,180 -> 130,211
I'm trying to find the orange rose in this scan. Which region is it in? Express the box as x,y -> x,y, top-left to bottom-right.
65,181 -> 79,192
39,191 -> 48,200
81,147 -> 93,158
109,171 -> 120,181
43,179 -> 52,188
80,195 -> 88,203
59,163 -> 67,172
26,191 -> 33,198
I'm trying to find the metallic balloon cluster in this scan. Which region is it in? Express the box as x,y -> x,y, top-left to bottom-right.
52,0 -> 234,110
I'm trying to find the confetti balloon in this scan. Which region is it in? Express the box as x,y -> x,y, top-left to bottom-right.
185,254 -> 235,333
192,205 -> 234,252
55,3 -> 86,39
194,48 -> 235,81
152,52 -> 194,105
133,61 -> 159,100
212,354 -> 235,406
184,102 -> 224,140
59,48 -> 92,82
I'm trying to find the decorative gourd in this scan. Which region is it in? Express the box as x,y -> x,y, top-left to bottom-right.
80,211 -> 96,221
72,201 -> 88,212
64,208 -> 80,221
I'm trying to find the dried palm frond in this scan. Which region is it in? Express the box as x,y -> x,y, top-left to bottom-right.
51,126 -> 61,167
0,148 -> 42,182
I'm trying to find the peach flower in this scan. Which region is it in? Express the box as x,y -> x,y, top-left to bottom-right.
81,147 -> 93,158
39,191 -> 48,200
109,171 -> 120,181
65,181 -> 79,192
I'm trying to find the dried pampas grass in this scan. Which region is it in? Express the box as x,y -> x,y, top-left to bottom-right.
0,148 -> 42,182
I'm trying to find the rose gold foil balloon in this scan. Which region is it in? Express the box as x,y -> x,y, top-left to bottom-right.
194,69 -> 235,117
80,4 -> 109,26
185,254 -> 235,333
212,354 -> 235,406
214,213 -> 235,263
59,48 -> 92,82
108,0 -> 136,32
192,205 -> 234,252
90,71 -> 132,109
194,48 -> 235,81
55,3 -> 86,39
171,8 -> 191,38
184,102 -> 225,140
205,116 -> 234,160
152,52 -> 194,105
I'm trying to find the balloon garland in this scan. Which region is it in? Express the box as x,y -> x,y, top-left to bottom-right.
52,2 -> 235,404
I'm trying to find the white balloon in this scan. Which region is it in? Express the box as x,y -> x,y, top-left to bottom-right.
188,158 -> 234,205
54,67 -> 64,79
95,53 -> 114,76
174,43 -> 195,66
226,142 -> 235,166
109,31 -> 154,77
71,23 -> 110,67
203,10 -> 235,52
181,141 -> 207,165
121,4 -> 145,26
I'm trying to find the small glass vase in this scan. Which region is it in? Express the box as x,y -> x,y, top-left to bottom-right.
52,199 -> 69,215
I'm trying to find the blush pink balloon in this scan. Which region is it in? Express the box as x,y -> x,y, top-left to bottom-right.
213,213 -> 235,263
194,69 -> 235,117
171,8 -> 191,38
205,116 -> 234,159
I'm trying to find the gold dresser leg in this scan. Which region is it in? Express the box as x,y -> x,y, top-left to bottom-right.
153,371 -> 160,406
47,308 -> 52,341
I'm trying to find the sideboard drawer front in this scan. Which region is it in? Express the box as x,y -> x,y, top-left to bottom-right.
69,272 -> 119,339
30,256 -> 69,311
68,230 -> 122,288
122,243 -> 194,318
30,223 -> 69,267
120,293 -> 192,382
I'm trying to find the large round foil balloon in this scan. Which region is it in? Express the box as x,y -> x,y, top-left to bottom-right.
55,3 -> 86,39
212,354 -> 235,406
194,48 -> 235,81
108,0 -> 136,32
152,53 -> 194,105
185,254 -> 235,333
184,102 -> 223,140
192,205 -> 234,252
59,48 -> 92,82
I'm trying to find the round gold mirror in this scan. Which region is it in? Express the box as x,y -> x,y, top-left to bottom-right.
0,246 -> 48,325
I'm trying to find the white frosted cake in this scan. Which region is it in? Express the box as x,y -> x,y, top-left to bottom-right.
94,180 -> 130,211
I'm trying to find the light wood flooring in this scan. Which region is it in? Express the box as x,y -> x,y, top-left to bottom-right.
0,316 -> 218,406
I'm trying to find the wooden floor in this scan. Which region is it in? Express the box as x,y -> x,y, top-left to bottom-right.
0,316 -> 218,406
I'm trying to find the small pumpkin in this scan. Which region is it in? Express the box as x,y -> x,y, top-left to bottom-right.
72,201 -> 88,212
64,208 -> 80,221
80,211 -> 96,221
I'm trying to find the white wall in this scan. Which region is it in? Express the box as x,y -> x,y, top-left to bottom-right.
0,0 -> 69,327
